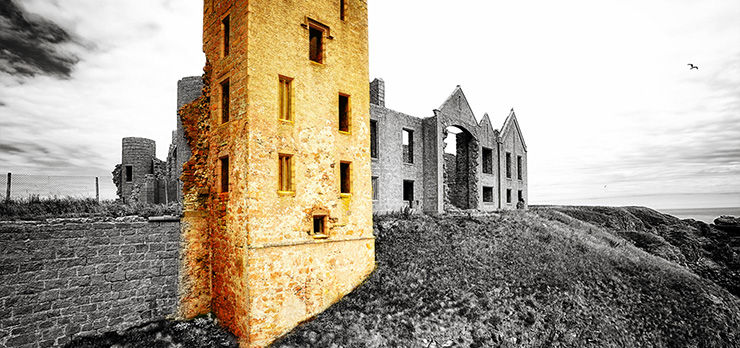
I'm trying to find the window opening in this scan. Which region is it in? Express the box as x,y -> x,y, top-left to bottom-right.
338,94 -> 350,132
222,15 -> 230,56
309,26 -> 323,63
125,165 -> 133,182
403,180 -> 414,207
279,76 -> 292,121
518,190 -> 524,203
313,215 -> 326,236
220,157 -> 229,193
506,152 -> 512,179
279,154 -> 293,192
482,147 -> 493,174
221,79 -> 230,123
340,162 -> 351,194
371,176 -> 378,200
483,186 -> 493,203
340,0 -> 346,20
402,129 -> 413,164
506,189 -> 512,204
517,155 -> 523,180
370,120 -> 378,159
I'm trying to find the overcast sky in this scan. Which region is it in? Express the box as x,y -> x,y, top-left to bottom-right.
1,0 -> 738,209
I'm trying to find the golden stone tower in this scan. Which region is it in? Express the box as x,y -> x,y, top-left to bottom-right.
178,1 -> 375,346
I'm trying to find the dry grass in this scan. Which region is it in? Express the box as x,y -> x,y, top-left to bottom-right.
0,195 -> 181,220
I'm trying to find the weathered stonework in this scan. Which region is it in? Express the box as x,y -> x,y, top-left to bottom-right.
178,1 -> 375,347
370,81 -> 528,214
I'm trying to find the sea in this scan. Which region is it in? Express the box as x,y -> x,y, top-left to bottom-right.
660,207 -> 740,224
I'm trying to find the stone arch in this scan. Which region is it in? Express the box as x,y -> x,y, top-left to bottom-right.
442,125 -> 479,210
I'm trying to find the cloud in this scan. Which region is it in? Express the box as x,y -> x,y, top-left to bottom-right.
0,0 -> 83,79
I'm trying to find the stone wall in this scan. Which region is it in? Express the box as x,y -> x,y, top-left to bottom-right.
0,219 -> 180,348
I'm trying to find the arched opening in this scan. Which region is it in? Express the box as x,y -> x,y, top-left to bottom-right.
443,125 -> 479,210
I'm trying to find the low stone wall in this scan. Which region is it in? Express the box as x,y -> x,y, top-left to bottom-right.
0,218 -> 180,347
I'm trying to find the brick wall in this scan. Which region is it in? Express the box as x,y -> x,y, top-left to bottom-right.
0,219 -> 180,348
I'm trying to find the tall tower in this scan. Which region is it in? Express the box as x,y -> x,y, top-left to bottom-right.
179,1 -> 375,347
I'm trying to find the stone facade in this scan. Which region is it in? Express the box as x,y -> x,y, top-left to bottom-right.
166,76 -> 203,203
369,80 -> 528,214
178,1 -> 375,347
113,137 -> 167,204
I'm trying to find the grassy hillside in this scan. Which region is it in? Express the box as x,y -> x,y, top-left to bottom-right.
64,206 -> 740,347
542,205 -> 740,297
272,208 -> 740,347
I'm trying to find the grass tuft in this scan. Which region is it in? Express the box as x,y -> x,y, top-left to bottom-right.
0,195 -> 182,220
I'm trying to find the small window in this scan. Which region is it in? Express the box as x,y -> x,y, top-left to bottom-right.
309,25 -> 323,63
370,120 -> 378,159
371,176 -> 378,200
517,155 -> 523,180
221,79 -> 230,123
125,165 -> 133,182
403,180 -> 414,207
222,15 -> 230,56
220,157 -> 229,193
506,189 -> 512,204
279,76 -> 293,121
402,129 -> 413,164
278,154 -> 293,192
482,147 -> 493,174
340,0 -> 346,20
518,190 -> 524,203
483,186 -> 493,203
340,161 -> 351,194
505,152 -> 512,179
338,94 -> 350,132
313,215 -> 326,236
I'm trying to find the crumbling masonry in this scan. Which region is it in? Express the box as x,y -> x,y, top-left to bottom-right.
177,1 -> 375,347
369,79 -> 528,214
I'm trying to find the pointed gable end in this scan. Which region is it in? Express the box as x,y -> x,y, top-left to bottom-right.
500,108 -> 527,151
436,85 -> 480,135
479,112 -> 494,133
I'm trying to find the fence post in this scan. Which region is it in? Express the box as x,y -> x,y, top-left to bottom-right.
95,177 -> 100,202
5,173 -> 10,202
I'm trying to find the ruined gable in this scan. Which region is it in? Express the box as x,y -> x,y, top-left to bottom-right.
369,81 -> 529,214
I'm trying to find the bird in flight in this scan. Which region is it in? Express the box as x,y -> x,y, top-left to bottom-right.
688,63 -> 699,70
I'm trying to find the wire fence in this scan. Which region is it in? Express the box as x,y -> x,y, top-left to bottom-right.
1,173 -> 118,201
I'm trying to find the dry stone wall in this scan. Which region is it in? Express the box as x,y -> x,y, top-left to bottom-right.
0,219 -> 180,348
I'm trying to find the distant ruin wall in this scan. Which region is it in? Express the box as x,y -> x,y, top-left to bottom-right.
0,219 -> 180,348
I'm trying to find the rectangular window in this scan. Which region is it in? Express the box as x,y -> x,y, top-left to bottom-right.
338,94 -> 350,132
309,25 -> 323,63
340,161 -> 351,194
402,129 -> 413,164
482,147 -> 493,174
340,0 -> 346,20
517,155 -> 523,180
279,76 -> 292,121
313,215 -> 326,235
222,15 -> 230,56
518,190 -> 524,204
221,79 -> 230,123
506,189 -> 512,204
506,152 -> 511,179
278,154 -> 293,192
370,120 -> 378,159
220,157 -> 229,193
483,186 -> 493,203
125,165 -> 133,182
403,180 -> 414,206
371,176 -> 378,200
